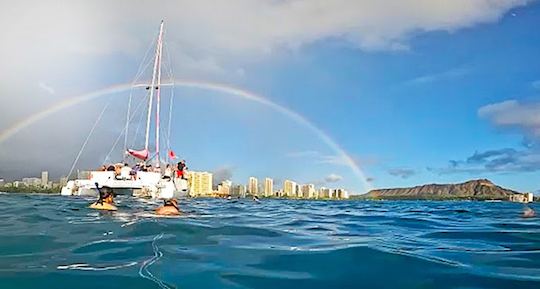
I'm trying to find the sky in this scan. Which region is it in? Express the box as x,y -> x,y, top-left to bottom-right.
1,0 -> 540,194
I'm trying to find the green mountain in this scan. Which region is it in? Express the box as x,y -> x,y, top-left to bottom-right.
365,179 -> 521,200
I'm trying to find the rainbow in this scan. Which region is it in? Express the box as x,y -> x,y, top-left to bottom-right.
0,80 -> 372,192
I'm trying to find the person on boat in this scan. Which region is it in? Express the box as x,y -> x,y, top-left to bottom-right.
130,163 -> 141,180
120,163 -> 131,180
144,164 -> 152,172
163,164 -> 173,180
114,163 -> 123,177
155,198 -> 180,215
138,163 -> 147,172
106,164 -> 116,172
176,160 -> 187,180
98,165 -> 107,171
89,184 -> 117,211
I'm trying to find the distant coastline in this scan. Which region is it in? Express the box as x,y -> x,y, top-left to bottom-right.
1,178 -> 537,203
358,179 -> 536,202
0,185 -> 59,194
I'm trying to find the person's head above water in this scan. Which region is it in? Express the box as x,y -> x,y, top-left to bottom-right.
89,183 -> 117,211
156,198 -> 180,216
94,183 -> 114,204
523,206 -> 536,218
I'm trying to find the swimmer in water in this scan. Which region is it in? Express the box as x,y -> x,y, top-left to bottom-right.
155,199 -> 180,216
523,206 -> 536,218
89,184 -> 117,211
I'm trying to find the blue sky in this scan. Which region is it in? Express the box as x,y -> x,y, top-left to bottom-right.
1,1 -> 540,194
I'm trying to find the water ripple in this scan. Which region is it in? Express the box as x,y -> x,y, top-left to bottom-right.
0,195 -> 538,288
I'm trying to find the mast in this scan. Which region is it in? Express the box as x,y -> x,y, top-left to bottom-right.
155,22 -> 164,166
144,21 -> 164,155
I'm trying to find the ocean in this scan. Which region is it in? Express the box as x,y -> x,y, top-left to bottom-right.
0,193 -> 538,289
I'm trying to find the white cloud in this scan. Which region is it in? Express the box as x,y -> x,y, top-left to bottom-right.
287,150 -> 320,158
0,0 -> 529,106
325,173 -> 343,183
478,100 -> 540,137
405,67 -> 470,85
388,167 -> 416,179
38,81 -> 55,95
0,0 -> 529,78
288,150 -> 379,167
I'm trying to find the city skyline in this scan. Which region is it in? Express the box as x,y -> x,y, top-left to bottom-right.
180,172 -> 350,199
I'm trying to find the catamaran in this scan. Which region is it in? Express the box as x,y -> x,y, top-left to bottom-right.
61,21 -> 188,198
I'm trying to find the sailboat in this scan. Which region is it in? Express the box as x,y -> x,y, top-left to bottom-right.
61,21 -> 187,198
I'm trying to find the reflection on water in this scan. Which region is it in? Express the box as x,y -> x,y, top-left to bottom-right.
0,194 -> 539,289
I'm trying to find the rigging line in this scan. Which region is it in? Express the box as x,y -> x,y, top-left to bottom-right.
131,95 -> 147,148
104,95 -> 147,164
123,88 -> 134,158
144,23 -> 164,152
133,55 -> 155,84
163,39 -> 175,152
133,33 -> 160,83
123,33 -> 160,157
124,66 -> 152,157
66,102 -> 110,179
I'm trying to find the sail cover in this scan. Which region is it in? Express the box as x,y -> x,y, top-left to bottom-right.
127,149 -> 149,160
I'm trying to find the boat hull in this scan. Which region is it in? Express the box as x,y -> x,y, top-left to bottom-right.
60,171 -> 188,199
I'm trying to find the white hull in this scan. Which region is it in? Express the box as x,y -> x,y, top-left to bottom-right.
60,171 -> 188,199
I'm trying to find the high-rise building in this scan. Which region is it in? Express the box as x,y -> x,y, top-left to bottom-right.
283,180 -> 297,197
319,187 -> 331,199
525,192 -> 534,203
264,178 -> 273,197
296,184 -> 303,198
217,180 -> 232,196
329,189 -> 337,199
222,180 -> 232,189
333,188 -> 349,199
232,184 -> 246,198
41,171 -> 48,186
187,171 -> 213,197
301,184 -> 316,199
248,177 -> 258,195
22,177 -> 41,186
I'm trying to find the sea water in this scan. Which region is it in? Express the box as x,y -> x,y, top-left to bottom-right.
0,194 -> 539,289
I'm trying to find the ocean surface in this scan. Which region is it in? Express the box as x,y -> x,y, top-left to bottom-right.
0,194 -> 539,289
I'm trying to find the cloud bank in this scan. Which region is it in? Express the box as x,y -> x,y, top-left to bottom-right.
1,0 -> 529,79
434,99 -> 540,174
479,100 -> 540,138
388,168 -> 416,179
325,173 -> 343,183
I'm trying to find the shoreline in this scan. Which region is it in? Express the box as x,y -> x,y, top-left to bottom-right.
0,190 -> 535,203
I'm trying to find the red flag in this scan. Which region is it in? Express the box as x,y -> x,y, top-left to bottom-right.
168,150 -> 178,159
